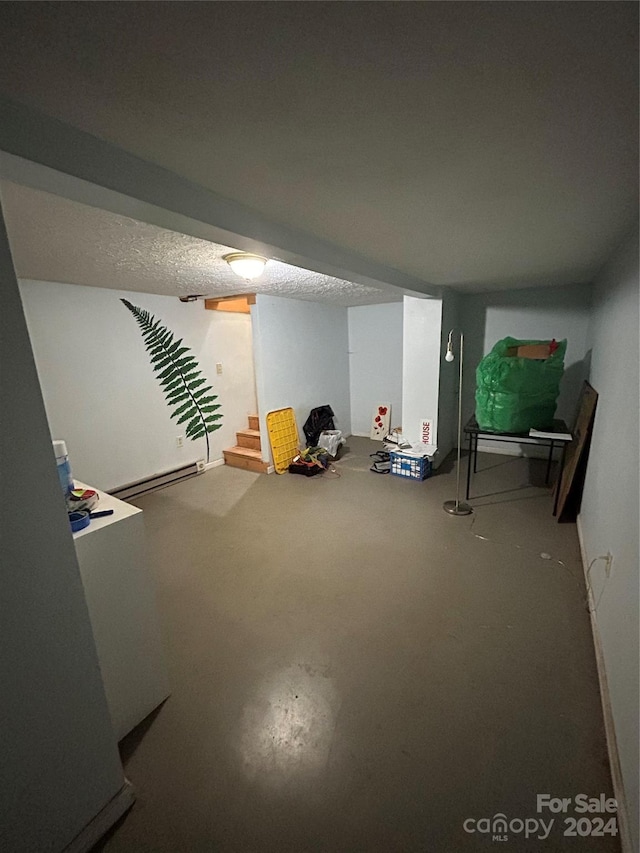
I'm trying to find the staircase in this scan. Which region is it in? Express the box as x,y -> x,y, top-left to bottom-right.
223,415 -> 269,473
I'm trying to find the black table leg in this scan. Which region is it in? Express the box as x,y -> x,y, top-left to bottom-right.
473,433 -> 478,473
545,440 -> 554,485
466,433 -> 473,499
553,443 -> 567,516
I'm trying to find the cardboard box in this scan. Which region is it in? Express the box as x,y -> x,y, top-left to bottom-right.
506,343 -> 552,360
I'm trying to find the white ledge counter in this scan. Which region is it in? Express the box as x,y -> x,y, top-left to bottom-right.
72,482 -> 170,741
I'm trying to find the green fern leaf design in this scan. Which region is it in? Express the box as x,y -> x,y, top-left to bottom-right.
170,401 -> 194,421
121,300 -> 223,462
176,408 -> 198,427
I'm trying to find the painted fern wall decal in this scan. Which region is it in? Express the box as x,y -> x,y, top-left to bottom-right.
121,299 -> 222,463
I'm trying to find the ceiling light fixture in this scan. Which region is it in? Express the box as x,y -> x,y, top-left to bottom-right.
223,252 -> 268,280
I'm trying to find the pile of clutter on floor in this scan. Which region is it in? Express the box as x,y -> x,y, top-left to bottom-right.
286,408 -> 434,482
370,428 -> 435,480
369,427 -> 410,473
288,405 -> 345,477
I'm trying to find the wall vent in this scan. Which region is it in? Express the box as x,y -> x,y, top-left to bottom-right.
112,462 -> 201,501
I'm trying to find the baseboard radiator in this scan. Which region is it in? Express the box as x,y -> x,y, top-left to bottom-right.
112,461 -> 202,501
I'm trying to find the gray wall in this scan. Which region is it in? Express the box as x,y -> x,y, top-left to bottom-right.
579,229 -> 639,851
460,283 -> 592,451
348,302 -> 403,436
0,206 -> 124,850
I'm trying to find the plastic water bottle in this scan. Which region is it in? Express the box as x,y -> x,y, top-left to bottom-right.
53,440 -> 74,497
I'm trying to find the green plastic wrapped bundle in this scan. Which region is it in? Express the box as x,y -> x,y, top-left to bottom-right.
475,337 -> 566,433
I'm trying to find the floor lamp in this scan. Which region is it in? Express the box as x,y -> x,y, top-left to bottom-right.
443,328 -> 473,516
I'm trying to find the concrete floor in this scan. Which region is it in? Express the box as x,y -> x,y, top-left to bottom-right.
100,438 -> 617,852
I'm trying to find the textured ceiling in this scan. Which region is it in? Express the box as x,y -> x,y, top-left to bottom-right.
0,3 -> 636,291
0,181 -> 400,306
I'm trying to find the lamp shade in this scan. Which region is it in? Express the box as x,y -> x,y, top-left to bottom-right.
223,252 -> 268,280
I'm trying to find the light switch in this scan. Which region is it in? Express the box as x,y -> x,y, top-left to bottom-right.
216,363 -> 223,375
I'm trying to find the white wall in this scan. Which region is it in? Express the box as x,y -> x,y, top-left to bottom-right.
0,209 -> 125,851
348,302 -> 403,436
460,283 -> 592,453
251,295 -> 351,458
401,295 -> 443,463
578,230 -> 639,851
19,280 -> 257,491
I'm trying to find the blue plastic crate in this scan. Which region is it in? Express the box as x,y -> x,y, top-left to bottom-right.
390,451 -> 432,481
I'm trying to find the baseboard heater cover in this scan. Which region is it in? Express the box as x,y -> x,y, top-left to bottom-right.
112,461 -> 202,500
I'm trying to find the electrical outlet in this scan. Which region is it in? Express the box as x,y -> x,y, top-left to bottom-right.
176,435 -> 184,448
605,552 -> 613,577
196,460 -> 205,473
216,362 -> 223,375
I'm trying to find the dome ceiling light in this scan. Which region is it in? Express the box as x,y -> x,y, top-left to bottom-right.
223,252 -> 268,280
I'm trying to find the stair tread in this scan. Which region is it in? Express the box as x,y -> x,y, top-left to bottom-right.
237,428 -> 260,438
224,445 -> 263,459
223,444 -> 269,473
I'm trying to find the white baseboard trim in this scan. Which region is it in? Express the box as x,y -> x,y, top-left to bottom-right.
204,458 -> 274,474
63,779 -> 135,853
203,458 -> 224,471
576,517 -> 632,853
204,458 -> 273,474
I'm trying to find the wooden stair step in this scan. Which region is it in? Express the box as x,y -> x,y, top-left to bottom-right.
236,428 -> 261,451
223,446 -> 268,474
248,414 -> 260,431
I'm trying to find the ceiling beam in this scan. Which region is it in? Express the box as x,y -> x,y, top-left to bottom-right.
0,96 -> 440,299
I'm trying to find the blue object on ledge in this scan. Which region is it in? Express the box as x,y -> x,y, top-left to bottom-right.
69,510 -> 90,533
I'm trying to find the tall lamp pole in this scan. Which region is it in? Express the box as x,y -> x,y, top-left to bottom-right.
443,328 -> 473,516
